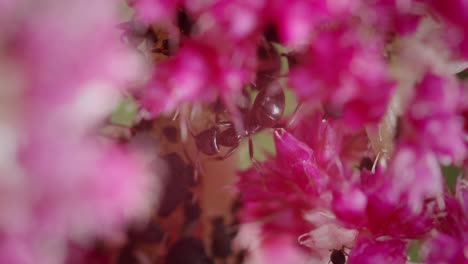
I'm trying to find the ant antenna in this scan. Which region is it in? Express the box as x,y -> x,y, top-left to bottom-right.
371,152 -> 381,174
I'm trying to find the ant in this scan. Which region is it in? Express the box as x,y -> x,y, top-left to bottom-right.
329,247 -> 348,264
191,82 -> 286,163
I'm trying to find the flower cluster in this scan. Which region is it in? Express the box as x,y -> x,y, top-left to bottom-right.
123,0 -> 467,263
0,1 -> 158,263
0,0 -> 467,263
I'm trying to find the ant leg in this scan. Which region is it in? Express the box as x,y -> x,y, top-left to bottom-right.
171,107 -> 180,121
221,96 -> 245,135
271,103 -> 304,130
180,121 -> 189,142
263,73 -> 289,80
181,148 -> 201,182
216,120 -> 234,128
176,108 -> 191,142
193,152 -> 206,181
248,137 -> 261,170
371,152 -> 381,173
179,104 -> 196,142
342,245 -> 350,256
272,123 -> 286,129
214,144 -> 240,161
184,112 -> 197,139
182,147 -> 192,163
285,102 -> 304,129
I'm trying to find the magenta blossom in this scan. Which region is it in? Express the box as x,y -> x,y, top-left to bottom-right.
402,72 -> 466,163
0,0 -> 158,263
289,25 -> 395,128
425,0 -> 468,58
424,179 -> 468,263
237,130 -> 328,238
348,238 -> 407,264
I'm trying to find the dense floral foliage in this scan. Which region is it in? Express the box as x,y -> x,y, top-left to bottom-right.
0,0 -> 467,263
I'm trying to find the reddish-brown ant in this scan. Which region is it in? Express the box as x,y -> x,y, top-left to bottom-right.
329,247 -> 347,264
191,82 -> 286,163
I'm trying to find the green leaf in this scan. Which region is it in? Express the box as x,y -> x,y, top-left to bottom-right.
407,240 -> 421,262
110,97 -> 139,127
442,165 -> 462,193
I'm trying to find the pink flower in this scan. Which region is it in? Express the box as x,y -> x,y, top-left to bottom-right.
332,185 -> 368,226
273,130 -> 325,194
425,179 -> 468,263
362,0 -> 422,35
138,36 -> 257,116
348,238 -> 407,264
268,0 -> 331,47
140,41 -> 219,115
290,111 -> 371,170
383,144 -> 444,213
201,0 -> 266,41
0,0 -> 157,263
290,112 -> 343,168
425,0 -> 468,58
425,233 -> 468,264
289,26 -> 395,128
237,165 -> 315,236
402,73 -> 466,163
260,234 -> 310,264
332,168 -> 436,239
268,0 -> 363,47
237,130 -> 326,236
130,0 -> 180,25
